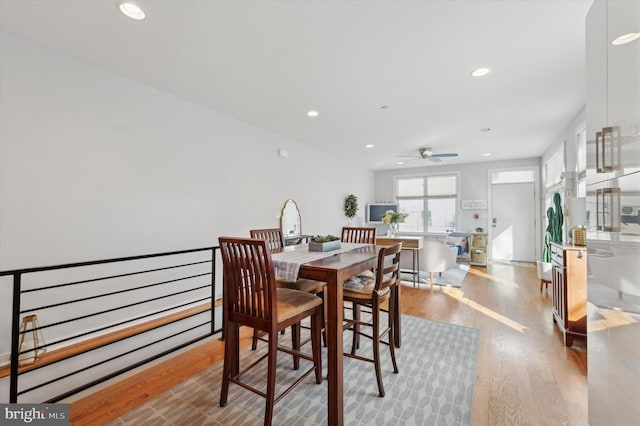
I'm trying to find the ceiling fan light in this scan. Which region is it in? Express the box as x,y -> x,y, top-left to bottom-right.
612,32 -> 640,45
118,2 -> 146,20
471,67 -> 491,77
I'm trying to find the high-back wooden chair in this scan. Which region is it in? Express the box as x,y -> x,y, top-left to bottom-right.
250,228 -> 326,357
249,228 -> 286,251
342,242 -> 403,397
341,226 -> 377,244
218,237 -> 322,426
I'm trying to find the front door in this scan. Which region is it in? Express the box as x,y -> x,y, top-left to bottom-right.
491,182 -> 536,261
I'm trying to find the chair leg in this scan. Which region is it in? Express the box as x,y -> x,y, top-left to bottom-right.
320,290 -> 327,347
220,321 -> 239,407
351,304 -> 361,355
252,328 -> 259,350
291,322 -> 301,370
311,308 -> 322,384
388,288 -> 399,374
540,279 -> 543,292
372,299 -> 385,397
264,331 -> 278,426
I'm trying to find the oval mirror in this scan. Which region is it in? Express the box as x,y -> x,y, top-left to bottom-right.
281,199 -> 301,237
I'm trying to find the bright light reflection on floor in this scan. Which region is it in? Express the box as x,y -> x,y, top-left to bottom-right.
443,287 -> 528,333
589,308 -> 638,332
466,267 -> 520,288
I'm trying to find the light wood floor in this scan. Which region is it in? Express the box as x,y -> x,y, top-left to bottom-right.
69,262 -> 588,425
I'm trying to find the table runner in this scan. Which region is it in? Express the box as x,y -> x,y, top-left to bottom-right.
271,242 -> 372,281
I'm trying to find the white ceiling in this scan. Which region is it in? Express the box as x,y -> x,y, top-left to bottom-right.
0,0 -> 593,170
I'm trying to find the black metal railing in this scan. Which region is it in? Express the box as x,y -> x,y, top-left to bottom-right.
0,246 -> 221,403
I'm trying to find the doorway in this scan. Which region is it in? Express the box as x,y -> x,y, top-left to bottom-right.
489,169 -> 537,262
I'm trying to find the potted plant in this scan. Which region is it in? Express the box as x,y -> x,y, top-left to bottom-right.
539,192 -> 563,288
381,210 -> 407,237
309,234 -> 341,252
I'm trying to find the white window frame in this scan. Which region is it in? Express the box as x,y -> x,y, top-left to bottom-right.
393,172 -> 461,235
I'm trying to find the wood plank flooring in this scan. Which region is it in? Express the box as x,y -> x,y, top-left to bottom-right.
69,262 -> 587,425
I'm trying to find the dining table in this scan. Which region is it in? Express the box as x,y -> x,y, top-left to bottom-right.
271,242 -> 396,426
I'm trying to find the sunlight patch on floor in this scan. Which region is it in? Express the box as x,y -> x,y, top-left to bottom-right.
589,308 -> 638,332
466,267 -> 520,288
443,287 -> 528,333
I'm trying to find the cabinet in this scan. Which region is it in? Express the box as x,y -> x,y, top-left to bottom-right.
550,243 -> 587,346
469,232 -> 487,266
586,1 -> 640,423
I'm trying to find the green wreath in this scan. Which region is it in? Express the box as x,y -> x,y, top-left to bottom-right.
344,194 -> 358,218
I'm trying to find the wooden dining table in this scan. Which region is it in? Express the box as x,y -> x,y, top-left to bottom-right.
273,243 -> 383,426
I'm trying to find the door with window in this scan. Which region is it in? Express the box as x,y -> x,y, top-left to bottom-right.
490,170 -> 536,262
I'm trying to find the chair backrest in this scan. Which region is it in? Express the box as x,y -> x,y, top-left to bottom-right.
374,242 -> 403,293
403,238 -> 457,272
341,226 -> 377,244
218,237 -> 277,329
249,228 -> 285,251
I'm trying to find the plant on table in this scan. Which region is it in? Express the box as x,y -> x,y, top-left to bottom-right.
311,235 -> 340,243
381,210 -> 407,224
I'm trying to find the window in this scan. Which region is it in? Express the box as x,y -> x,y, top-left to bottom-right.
576,127 -> 587,197
545,149 -> 564,189
490,170 -> 535,184
395,174 -> 458,233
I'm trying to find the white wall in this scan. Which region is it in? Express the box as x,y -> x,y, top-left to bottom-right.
0,35 -> 374,399
540,107 -> 586,241
0,35 -> 373,270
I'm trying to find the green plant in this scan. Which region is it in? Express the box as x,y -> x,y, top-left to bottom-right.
311,234 -> 340,243
543,192 -> 564,262
475,227 -> 484,232
344,194 -> 358,218
381,210 -> 407,224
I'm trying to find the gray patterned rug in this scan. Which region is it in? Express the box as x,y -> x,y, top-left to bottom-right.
108,315 -> 479,425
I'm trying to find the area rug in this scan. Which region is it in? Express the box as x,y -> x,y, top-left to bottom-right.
107,315 -> 479,426
401,263 -> 470,288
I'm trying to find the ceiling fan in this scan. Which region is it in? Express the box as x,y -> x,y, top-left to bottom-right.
397,147 -> 459,163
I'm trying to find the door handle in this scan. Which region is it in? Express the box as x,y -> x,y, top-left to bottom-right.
492,218 -> 497,228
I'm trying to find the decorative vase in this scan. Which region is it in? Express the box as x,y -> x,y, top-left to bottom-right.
18,314 -> 46,366
388,222 -> 399,237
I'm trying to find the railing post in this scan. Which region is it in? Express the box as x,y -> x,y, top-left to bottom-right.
9,273 -> 22,402
211,247 -> 216,336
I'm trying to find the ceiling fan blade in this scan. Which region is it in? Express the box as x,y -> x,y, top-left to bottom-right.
427,156 -> 442,163
432,153 -> 458,158
396,155 -> 421,158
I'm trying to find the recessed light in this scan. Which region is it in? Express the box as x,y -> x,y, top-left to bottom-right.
612,32 -> 640,46
471,68 -> 491,77
365,144 -> 375,149
480,128 -> 491,132
118,2 -> 146,20
307,110 -> 319,117
483,153 -> 492,157
397,161 -> 405,165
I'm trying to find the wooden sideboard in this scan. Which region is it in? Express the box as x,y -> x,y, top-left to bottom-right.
551,242 -> 587,346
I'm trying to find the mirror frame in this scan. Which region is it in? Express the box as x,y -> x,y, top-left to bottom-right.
280,199 -> 301,237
